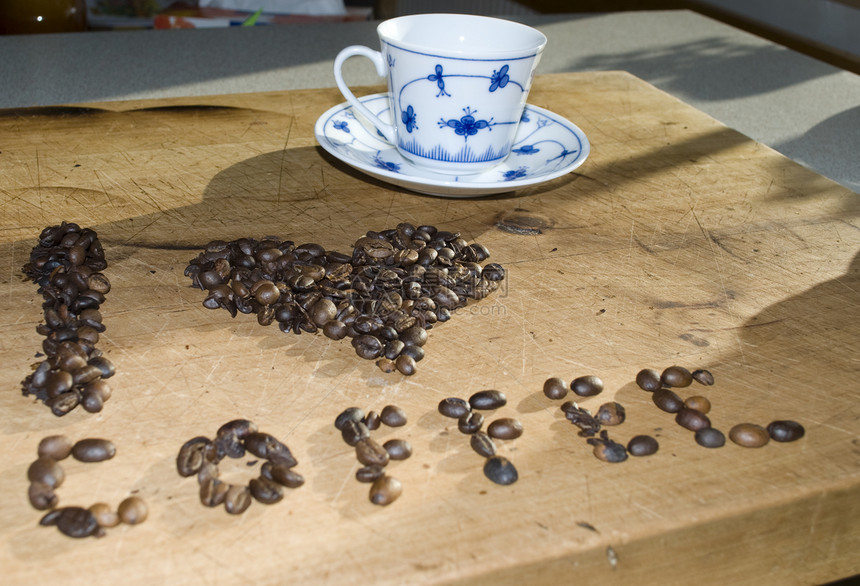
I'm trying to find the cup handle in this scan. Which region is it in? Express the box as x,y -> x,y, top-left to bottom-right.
333,45 -> 396,144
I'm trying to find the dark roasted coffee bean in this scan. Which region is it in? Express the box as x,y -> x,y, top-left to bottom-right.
589,435 -> 628,463
39,508 -> 63,526
48,391 -> 80,417
395,354 -> 417,376
310,298 -> 338,326
675,408 -> 711,431
38,435 -> 73,460
438,397 -> 470,419
458,411 -> 484,434
363,410 -> 381,431
217,419 -> 258,441
399,325 -> 428,347
729,423 -> 770,448
627,435 -> 659,457
356,464 -> 386,483
596,402 -> 626,426
71,438 -> 116,463
380,405 -> 407,427
80,388 -> 105,413
27,457 -> 65,488
543,377 -> 568,400
767,420 -> 805,443
355,438 -> 390,467
72,364 -> 103,386
652,388 -> 684,413
197,461 -> 219,485
486,418 -> 523,440
224,484 -> 252,515
89,503 -> 119,528
28,481 -> 58,510
369,475 -> 402,506
684,395 -> 711,414
661,365 -> 693,388
468,390 -> 507,410
561,402 -> 601,437
118,496 -> 148,525
323,319 -> 348,340
84,379 -> 112,402
483,263 -> 505,281
215,432 -> 245,459
692,369 -> 715,386
383,439 -> 412,460
353,335 -> 383,360
695,427 -> 726,448
200,478 -> 229,507
483,456 -> 518,485
384,339 -> 406,360
399,344 -> 424,363
341,420 -> 370,447
470,431 -> 497,458
244,432 -> 297,467
55,507 -> 101,538
335,407 -> 365,430
249,476 -> 285,504
177,436 -> 214,476
571,375 -> 603,397
261,462 -> 305,488
376,358 -> 397,373
45,370 -> 73,397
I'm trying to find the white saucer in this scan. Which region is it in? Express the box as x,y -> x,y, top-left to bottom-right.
314,93 -> 590,197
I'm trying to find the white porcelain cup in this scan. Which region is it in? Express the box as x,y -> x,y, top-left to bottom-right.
333,14 -> 547,175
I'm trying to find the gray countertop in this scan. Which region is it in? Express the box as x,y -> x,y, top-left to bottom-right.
1,10 -> 857,193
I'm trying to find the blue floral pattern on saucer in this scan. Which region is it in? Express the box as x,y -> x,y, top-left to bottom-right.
314,93 -> 590,198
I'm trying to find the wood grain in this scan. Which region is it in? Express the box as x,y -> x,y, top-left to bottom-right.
0,72 -> 857,585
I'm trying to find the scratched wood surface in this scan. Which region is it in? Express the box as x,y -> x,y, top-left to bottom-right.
0,72 -> 858,585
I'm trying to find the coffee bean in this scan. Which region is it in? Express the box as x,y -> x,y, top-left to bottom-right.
47,391 -> 80,417
470,431 -> 497,458
675,408 -> 711,431
355,438 -> 390,467
543,377 -> 568,400
400,344 -> 425,363
38,435 -> 73,460
27,457 -> 65,488
486,418 -> 523,440
89,502 -> 120,528
692,369 -> 715,385
627,435 -> 659,457
118,496 -> 148,525
766,420 -> 805,443
395,354 -> 417,376
652,388 -> 684,413
71,438 -> 116,463
729,423 -> 770,448
200,478 -> 229,507
261,462 -> 305,488
84,379 -> 112,402
244,432 -> 297,467
177,436 -> 213,477
380,405 -> 407,427
80,388 -> 105,413
483,456 -> 518,485
353,335 -> 383,360
54,506 -> 101,538
376,358 -> 397,373
589,435 -> 628,463
335,407 -> 365,430
356,465 -> 386,483
438,397 -> 470,419
197,461 -> 219,485
363,410 -> 381,431
383,439 -> 412,460
39,509 -> 63,526
596,402 -> 626,426
684,395 -> 711,414
458,411 -> 484,434
400,325 -> 428,347
661,366 -> 693,388
224,484 -> 252,514
341,420 -> 370,447
571,375 -> 603,397
695,427 -> 726,448
561,402 -> 601,437
28,481 -> 58,510
369,475 -> 402,506
249,476 -> 285,504
217,419 -> 258,441
468,390 -> 507,410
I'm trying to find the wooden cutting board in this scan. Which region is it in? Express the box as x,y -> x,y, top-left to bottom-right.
0,72 -> 857,585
